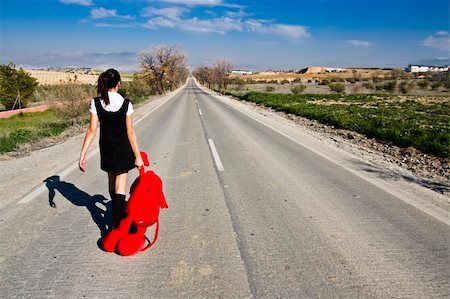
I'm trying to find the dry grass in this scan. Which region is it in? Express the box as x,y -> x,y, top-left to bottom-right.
27,70 -> 133,85
230,69 -> 394,82
27,70 -> 98,85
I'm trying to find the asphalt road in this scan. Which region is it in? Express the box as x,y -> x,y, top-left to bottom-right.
1,78 -> 448,298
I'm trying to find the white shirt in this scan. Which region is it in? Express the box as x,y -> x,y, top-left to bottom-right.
89,92 -> 134,116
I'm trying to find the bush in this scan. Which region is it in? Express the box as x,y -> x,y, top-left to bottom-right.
431,82 -> 442,90
362,82 -> 375,90
399,81 -> 414,94
45,84 -> 94,125
280,79 -> 290,85
417,80 -> 429,89
265,86 -> 275,92
381,80 -> 397,92
0,63 -> 38,110
328,82 -> 345,93
291,85 -> 307,94
119,74 -> 152,103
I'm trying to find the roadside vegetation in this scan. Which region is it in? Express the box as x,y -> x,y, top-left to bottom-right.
194,62 -> 449,158
0,110 -> 68,153
223,91 -> 449,157
0,44 -> 189,154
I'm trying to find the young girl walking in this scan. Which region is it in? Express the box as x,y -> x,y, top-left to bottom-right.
79,68 -> 143,230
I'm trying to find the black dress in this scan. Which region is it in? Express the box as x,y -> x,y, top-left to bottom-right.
94,97 -> 135,173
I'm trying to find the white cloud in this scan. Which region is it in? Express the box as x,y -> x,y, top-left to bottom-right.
156,0 -> 243,8
181,17 -> 243,33
423,31 -> 450,51
346,40 -> 372,47
142,7 -> 186,19
95,23 -> 137,28
90,7 -> 134,19
158,0 -> 223,5
436,30 -> 449,36
140,13 -> 309,39
226,9 -> 249,18
144,17 -> 177,29
59,0 -> 92,6
246,20 -> 309,39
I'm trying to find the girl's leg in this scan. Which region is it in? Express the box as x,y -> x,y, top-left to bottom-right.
108,172 -> 116,201
115,172 -> 128,195
107,173 -> 116,229
109,172 -> 129,229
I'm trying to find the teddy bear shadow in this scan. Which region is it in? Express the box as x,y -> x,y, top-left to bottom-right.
44,175 -> 111,238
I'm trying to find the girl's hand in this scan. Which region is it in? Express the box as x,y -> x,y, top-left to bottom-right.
79,155 -> 86,172
135,156 -> 144,168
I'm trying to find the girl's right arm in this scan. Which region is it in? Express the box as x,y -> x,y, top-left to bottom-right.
79,113 -> 99,172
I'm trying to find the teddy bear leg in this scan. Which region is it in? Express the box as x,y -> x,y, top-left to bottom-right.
117,227 -> 147,256
102,217 -> 131,252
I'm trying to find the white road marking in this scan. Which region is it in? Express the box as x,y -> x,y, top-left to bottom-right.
199,109 -> 203,116
208,139 -> 224,172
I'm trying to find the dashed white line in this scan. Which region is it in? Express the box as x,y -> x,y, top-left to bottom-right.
208,139 -> 224,171
198,109 -> 203,116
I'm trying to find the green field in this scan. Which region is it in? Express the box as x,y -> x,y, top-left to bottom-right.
225,91 -> 450,157
0,110 -> 69,153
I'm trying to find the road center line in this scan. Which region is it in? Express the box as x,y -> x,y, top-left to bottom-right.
208,139 -> 224,171
199,109 -> 203,116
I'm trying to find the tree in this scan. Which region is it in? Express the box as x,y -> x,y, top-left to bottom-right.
0,63 -> 38,110
192,59 -> 234,91
192,66 -> 216,89
139,45 -> 188,95
214,59 -> 233,91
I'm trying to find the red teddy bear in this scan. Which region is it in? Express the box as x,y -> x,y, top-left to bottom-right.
102,152 -> 168,256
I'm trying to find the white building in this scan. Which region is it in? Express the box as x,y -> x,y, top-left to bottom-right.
406,64 -> 448,73
231,70 -> 253,75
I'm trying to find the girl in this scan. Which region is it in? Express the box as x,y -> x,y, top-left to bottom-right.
79,68 -> 143,230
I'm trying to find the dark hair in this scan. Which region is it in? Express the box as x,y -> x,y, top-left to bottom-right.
97,68 -> 121,105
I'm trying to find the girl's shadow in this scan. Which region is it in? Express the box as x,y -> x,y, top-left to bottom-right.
44,175 -> 111,237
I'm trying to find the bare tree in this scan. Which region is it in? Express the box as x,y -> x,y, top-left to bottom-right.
193,66 -> 216,89
214,59 -> 233,91
139,45 -> 188,94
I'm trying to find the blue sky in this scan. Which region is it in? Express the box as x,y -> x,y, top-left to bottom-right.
0,0 -> 448,71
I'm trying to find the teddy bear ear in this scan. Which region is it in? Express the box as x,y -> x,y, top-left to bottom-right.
140,152 -> 150,166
